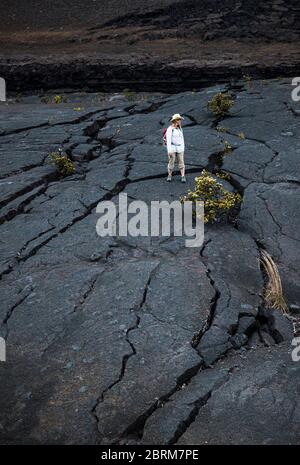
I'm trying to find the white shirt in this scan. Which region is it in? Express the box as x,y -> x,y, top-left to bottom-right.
166,125 -> 185,154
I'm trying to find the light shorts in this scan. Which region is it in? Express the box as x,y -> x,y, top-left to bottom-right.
168,151 -> 185,171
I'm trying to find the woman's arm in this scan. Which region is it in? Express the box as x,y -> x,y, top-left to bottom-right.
166,126 -> 173,154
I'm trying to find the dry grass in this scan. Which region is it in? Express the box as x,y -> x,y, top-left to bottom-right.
260,250 -> 288,314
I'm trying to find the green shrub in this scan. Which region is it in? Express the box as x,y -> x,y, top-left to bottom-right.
50,151 -> 75,177
207,92 -> 234,117
54,95 -> 63,104
181,169 -> 241,224
53,95 -> 68,104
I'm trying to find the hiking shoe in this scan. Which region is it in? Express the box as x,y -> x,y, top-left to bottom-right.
181,176 -> 186,183
167,175 -> 172,182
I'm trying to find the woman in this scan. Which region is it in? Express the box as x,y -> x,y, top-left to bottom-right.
166,113 -> 186,183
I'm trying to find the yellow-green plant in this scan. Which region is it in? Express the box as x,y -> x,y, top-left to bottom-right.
216,126 -> 229,133
50,151 -> 75,177
238,132 -> 245,140
181,170 -> 242,223
215,171 -> 231,181
260,250 -> 288,313
54,95 -> 63,104
207,93 -> 234,117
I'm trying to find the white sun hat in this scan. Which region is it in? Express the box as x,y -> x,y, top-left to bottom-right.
171,113 -> 184,122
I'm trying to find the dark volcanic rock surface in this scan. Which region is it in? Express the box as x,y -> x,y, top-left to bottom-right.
0,1 -> 299,91
2,0 -> 299,41
0,79 -> 299,444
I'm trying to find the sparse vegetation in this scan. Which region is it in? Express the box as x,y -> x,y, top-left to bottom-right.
260,250 -> 288,313
238,132 -> 245,140
49,151 -> 75,177
216,126 -> 229,133
54,95 -> 64,104
207,92 -> 234,117
181,169 -> 242,223
223,140 -> 233,154
15,93 -> 23,103
94,92 -> 105,103
243,73 -> 252,89
40,94 -> 68,104
123,88 -> 136,101
40,95 -> 51,104
215,171 -> 231,181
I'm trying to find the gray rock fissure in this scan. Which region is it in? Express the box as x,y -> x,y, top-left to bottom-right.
0,79 -> 298,445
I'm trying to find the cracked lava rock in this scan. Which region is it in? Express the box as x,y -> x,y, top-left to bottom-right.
0,79 -> 300,444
